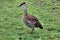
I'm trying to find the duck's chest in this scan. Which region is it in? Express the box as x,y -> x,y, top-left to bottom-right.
22,18 -> 35,28
23,20 -> 35,28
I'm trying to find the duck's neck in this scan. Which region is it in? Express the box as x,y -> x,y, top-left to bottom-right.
23,4 -> 27,14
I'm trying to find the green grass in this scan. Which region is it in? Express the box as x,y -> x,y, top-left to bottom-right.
0,0 -> 60,40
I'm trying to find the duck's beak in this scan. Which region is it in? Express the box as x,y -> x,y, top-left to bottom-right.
17,5 -> 21,7
17,2 -> 26,7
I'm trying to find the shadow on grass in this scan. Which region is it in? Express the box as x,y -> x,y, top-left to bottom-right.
47,28 -> 56,31
57,29 -> 60,32
19,37 -> 22,40
47,28 -> 60,32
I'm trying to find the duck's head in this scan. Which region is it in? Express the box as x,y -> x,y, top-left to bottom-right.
17,2 -> 26,7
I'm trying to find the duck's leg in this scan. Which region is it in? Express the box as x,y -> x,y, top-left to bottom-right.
31,27 -> 34,34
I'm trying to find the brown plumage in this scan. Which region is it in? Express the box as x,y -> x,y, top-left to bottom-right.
18,2 -> 43,34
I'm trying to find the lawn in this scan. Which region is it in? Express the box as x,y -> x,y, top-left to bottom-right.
0,0 -> 60,40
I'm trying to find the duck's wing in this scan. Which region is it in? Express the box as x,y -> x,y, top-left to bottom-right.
23,14 -> 43,29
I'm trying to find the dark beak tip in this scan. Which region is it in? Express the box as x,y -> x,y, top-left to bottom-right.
17,6 -> 21,7
17,5 -> 21,7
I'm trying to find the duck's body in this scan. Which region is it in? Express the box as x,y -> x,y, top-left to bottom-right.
18,2 -> 43,34
23,13 -> 43,28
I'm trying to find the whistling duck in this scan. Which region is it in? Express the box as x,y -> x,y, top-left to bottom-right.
18,2 -> 43,34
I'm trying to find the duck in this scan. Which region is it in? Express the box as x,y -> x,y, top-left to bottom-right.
18,2 -> 43,34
